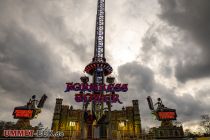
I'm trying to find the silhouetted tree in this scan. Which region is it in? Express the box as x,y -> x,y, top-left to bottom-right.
200,114 -> 210,135
0,121 -> 16,130
0,120 -> 17,137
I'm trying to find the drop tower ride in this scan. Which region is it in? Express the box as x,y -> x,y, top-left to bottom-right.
84,0 -> 113,138
84,0 -> 112,121
51,0 -> 142,139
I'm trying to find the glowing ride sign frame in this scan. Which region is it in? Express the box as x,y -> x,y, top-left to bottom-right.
65,83 -> 128,92
156,110 -> 177,121
75,93 -> 121,103
13,109 -> 34,119
65,82 -> 128,103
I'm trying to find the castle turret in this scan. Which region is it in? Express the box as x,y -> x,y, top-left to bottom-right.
60,105 -> 69,130
132,100 -> 142,138
51,98 -> 63,131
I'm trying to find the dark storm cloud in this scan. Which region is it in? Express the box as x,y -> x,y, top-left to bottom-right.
154,84 -> 209,123
0,0 -> 94,63
0,20 -> 80,113
0,26 -> 52,82
117,62 -> 157,127
0,24 -> 48,96
158,0 -> 210,82
0,0 -> 86,125
0,20 -> 79,99
118,61 -> 154,93
117,62 -> 210,127
140,24 -> 174,79
0,24 -> 54,124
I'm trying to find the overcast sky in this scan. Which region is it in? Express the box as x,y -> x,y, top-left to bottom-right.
0,0 -> 210,132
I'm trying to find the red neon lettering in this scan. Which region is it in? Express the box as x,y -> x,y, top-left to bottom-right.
25,130 -> 34,136
10,130 -> 16,137
84,93 -> 93,102
74,83 -> 81,91
99,84 -> 106,91
74,93 -> 120,103
4,130 -> 10,137
16,130 -> 24,136
65,83 -> 128,92
92,94 -> 100,102
106,84 -> 114,92
121,84 -> 128,92
158,112 -> 175,119
81,83 -> 89,91
112,94 -> 119,102
65,83 -> 74,92
75,94 -> 83,102
104,94 -> 111,102
3,130 -> 34,137
114,84 -> 121,92
89,84 -> 98,91
15,110 -> 33,118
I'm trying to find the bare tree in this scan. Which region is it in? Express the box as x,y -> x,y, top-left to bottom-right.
200,114 -> 210,135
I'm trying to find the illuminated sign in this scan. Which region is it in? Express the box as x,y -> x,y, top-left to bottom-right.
75,93 -> 121,103
157,111 -> 177,120
65,83 -> 128,93
13,109 -> 34,119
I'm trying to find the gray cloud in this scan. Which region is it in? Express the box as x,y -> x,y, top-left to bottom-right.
118,61 -> 155,93
0,0 -> 95,63
117,62 -> 156,128
0,0 -> 85,127
0,21 -> 81,126
159,0 -> 210,82
118,61 -> 210,128
154,84 -> 209,123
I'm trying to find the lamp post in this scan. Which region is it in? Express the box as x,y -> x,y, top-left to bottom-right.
80,76 -> 89,140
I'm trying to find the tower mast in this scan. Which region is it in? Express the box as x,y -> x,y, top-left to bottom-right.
85,0 -> 112,120
94,0 -> 105,61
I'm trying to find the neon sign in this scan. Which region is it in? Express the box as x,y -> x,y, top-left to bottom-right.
14,109 -> 34,119
65,83 -> 128,92
157,111 -> 177,120
75,93 -> 121,103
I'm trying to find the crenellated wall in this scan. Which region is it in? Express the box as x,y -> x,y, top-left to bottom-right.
51,98 -> 142,139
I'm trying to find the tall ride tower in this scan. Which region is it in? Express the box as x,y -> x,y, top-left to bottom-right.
50,0 -> 143,139
84,0 -> 112,120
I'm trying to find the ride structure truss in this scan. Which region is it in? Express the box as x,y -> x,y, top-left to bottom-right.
84,0 -> 112,120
